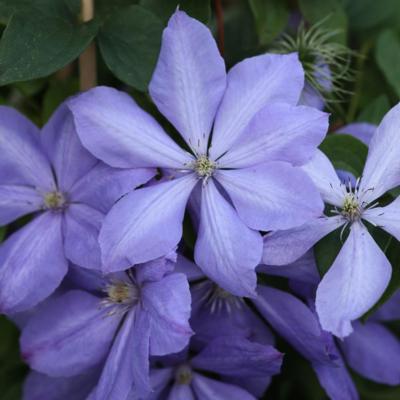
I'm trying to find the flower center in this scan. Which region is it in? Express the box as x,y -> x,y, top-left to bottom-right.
192,155 -> 216,180
341,194 -> 361,222
101,280 -> 140,315
175,365 -> 193,385
201,283 -> 244,314
43,191 -> 66,210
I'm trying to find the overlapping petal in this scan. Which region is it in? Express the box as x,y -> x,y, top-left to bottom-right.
210,53 -> 304,159
68,86 -> 194,169
100,174 -> 197,272
263,216 -> 344,266
149,10 -> 226,155
41,103 -> 97,191
0,212 -> 67,313
194,180 -> 262,297
63,204 -> 104,270
69,162 -> 155,213
216,162 -> 324,231
217,104 -> 328,168
316,222 -> 392,338
95,310 -> 151,400
254,286 -> 337,364
191,336 -> 282,378
142,273 -> 193,356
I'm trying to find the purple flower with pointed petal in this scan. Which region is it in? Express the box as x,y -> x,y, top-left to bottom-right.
0,103 -> 154,314
20,255 -> 192,400
140,335 -> 282,400
68,10 -> 327,297
263,103 -> 400,337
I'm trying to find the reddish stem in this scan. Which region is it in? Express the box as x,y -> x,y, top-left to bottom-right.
214,0 -> 225,57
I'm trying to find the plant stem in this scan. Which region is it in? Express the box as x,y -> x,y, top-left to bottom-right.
79,0 -> 97,91
214,0 -> 225,57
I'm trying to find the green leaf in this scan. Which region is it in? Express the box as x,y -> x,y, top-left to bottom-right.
298,0 -> 348,44
94,0 -> 139,21
248,0 -> 289,46
341,0 -> 400,32
0,226 -> 5,242
319,134 -> 368,178
140,0 -> 211,24
375,29 -> 400,99
0,7 -> 98,85
42,77 -> 79,123
98,5 -> 163,92
357,95 -> 390,124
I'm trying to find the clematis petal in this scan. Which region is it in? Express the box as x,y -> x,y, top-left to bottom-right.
175,254 -> 205,281
41,103 -> 97,191
95,310 -> 151,400
191,336 -> 282,378
20,290 -> 119,377
192,374 -> 256,400
149,10 -> 226,155
168,384 -> 195,400
23,369 -> 99,400
68,86 -> 194,169
218,104 -> 328,168
301,150 -> 345,207
259,251 -> 320,285
100,174 -> 197,272
0,185 -> 42,225
142,272 -> 193,356
336,122 -> 376,145
0,106 -> 54,189
194,180 -> 262,297
0,212 -> 67,314
69,162 -> 155,213
210,53 -> 304,159
254,286 -> 337,364
313,355 -> 359,400
63,204 -> 103,270
363,196 -> 400,241
262,216 -> 344,266
359,103 -> 400,203
216,162 -> 324,231
135,252 -> 177,285
340,321 -> 400,385
316,222 -> 392,338
371,290 -> 400,321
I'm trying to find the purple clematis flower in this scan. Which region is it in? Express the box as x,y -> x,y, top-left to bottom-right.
178,254 -> 357,399
68,10 -> 328,297
176,255 -> 277,397
20,255 -> 192,399
263,103 -> 400,337
140,335 -> 282,400
0,102 -> 154,314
